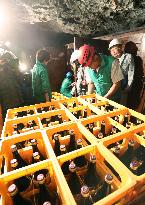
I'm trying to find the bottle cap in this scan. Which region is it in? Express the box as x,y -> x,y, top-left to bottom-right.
33,152 -> 40,160
112,127 -> 116,133
14,112 -> 18,118
58,114 -> 62,118
97,131 -> 103,139
60,145 -> 66,152
81,185 -> 90,197
43,202 -> 51,205
12,131 -> 18,135
128,140 -> 135,147
27,109 -> 30,113
90,154 -> 96,163
77,138 -> 83,146
89,123 -> 94,128
130,160 -> 140,170
46,118 -> 51,122
37,174 -> 45,184
69,130 -> 74,135
101,120 -> 105,125
11,144 -> 17,151
12,124 -> 17,128
8,184 -> 18,196
28,120 -> 33,125
53,134 -> 59,140
114,116 -> 119,121
105,174 -> 113,184
10,159 -> 18,167
69,162 -> 76,172
114,146 -> 120,154
30,139 -> 37,145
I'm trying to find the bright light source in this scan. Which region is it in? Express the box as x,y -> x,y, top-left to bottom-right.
5,41 -> 11,47
19,62 -> 28,72
0,3 -> 9,29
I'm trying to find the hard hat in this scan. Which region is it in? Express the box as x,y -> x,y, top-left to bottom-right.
109,38 -> 122,50
78,44 -> 95,67
70,50 -> 79,64
66,72 -> 73,78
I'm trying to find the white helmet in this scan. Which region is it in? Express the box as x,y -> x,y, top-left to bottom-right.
109,38 -> 122,50
70,50 -> 79,64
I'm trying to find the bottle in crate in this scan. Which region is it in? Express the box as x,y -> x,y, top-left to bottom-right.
92,174 -> 113,202
58,114 -> 63,124
60,145 -> 70,176
83,109 -> 87,118
120,140 -> 135,168
122,113 -> 129,127
36,174 -> 59,205
68,130 -> 77,152
68,162 -> 82,197
30,139 -> 45,161
8,184 -> 33,205
97,130 -> 104,139
10,159 -> 31,192
43,202 -> 52,205
32,152 -> 48,180
53,134 -> 61,156
100,121 -> 106,136
11,144 -> 28,168
84,154 -> 100,192
78,185 -> 94,205
74,139 -> 87,169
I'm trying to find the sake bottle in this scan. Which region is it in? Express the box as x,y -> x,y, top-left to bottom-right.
8,184 -> 32,205
30,139 -> 45,161
74,139 -> 87,168
68,130 -> 77,152
78,185 -> 93,205
60,145 -> 70,176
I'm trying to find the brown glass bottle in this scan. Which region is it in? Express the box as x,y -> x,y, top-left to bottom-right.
53,134 -> 61,156
78,185 -> 94,205
30,139 -> 45,161
36,174 -> 58,205
74,139 -> 87,168
120,140 -> 135,168
8,184 -> 32,205
100,120 -> 106,136
84,154 -> 100,191
68,162 -> 82,195
93,174 -> 113,202
60,145 -> 70,175
10,159 -> 31,192
68,130 -> 77,152
32,152 -> 48,180
11,144 -> 28,168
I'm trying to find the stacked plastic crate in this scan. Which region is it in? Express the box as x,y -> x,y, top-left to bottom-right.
0,93 -> 145,205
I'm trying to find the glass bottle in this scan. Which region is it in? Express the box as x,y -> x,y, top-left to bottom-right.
27,109 -> 34,116
8,184 -> 32,205
120,140 -> 135,168
27,120 -> 34,130
97,130 -> 104,139
93,174 -> 113,202
43,202 -> 51,205
32,152 -> 48,180
68,130 -> 77,152
53,134 -> 61,156
100,121 -> 106,136
30,139 -> 45,161
10,159 -> 31,192
130,160 -> 140,175
83,109 -> 87,118
60,145 -> 70,176
58,114 -> 63,124
36,174 -> 57,205
72,101 -> 76,108
68,162 -> 82,196
11,144 -> 28,168
78,185 -> 93,205
74,139 -> 87,168
46,118 -> 51,127
88,123 -> 94,134
123,113 -> 129,126
84,154 -> 100,191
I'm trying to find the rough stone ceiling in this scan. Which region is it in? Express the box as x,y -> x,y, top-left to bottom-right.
8,0 -> 145,37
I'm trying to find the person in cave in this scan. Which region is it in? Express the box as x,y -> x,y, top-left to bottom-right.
60,71 -> 75,98
109,38 -> 135,106
124,41 -> 144,110
32,49 -> 52,103
76,44 -> 124,103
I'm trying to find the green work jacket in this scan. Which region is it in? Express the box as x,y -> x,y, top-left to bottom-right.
60,78 -> 72,98
32,61 -> 51,103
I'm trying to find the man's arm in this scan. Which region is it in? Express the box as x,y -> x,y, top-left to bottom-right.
104,59 -> 124,99
104,81 -> 121,99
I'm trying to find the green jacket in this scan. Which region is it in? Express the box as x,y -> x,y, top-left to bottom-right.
60,78 -> 73,98
88,55 -> 121,102
32,61 -> 51,103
